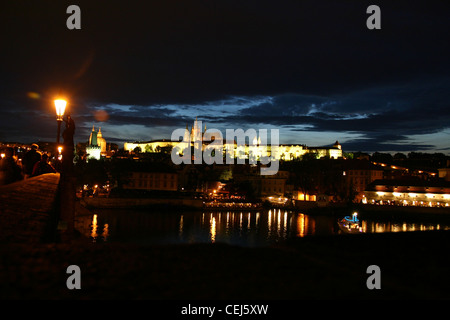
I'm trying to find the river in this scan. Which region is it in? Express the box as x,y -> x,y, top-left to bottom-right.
74,208 -> 450,247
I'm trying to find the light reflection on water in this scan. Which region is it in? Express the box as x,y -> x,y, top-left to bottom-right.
74,209 -> 450,246
361,220 -> 447,233
84,214 -> 110,242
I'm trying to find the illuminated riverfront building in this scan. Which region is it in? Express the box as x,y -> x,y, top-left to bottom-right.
363,178 -> 450,207
342,160 -> 384,202
124,118 -> 343,161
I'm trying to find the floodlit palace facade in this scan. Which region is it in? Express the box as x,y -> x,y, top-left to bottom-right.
124,118 -> 343,161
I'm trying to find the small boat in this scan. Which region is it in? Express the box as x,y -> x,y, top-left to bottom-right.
338,212 -> 362,234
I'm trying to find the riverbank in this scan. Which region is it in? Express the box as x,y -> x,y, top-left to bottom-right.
80,196 -> 204,210
79,197 -> 450,218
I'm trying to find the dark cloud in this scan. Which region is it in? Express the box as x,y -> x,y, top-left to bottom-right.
231,77 -> 450,130
105,115 -> 186,128
1,1 -> 449,152
338,138 -> 435,153
184,76 -> 448,150
340,132 -> 435,152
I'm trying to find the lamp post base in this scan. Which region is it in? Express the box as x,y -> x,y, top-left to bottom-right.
58,145 -> 75,240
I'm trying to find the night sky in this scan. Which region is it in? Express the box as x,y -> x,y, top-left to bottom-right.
1,0 -> 449,153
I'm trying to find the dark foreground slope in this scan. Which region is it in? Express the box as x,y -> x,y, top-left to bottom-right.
1,230 -> 450,300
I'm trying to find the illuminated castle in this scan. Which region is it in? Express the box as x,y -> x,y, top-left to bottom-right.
86,126 -> 107,160
124,118 -> 343,160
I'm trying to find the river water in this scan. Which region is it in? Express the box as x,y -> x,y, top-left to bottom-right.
75,208 -> 450,247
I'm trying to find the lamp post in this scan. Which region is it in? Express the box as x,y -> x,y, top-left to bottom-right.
54,99 -> 67,145
54,98 -> 75,240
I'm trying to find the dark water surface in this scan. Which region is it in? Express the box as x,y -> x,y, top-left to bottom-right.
75,208 -> 450,247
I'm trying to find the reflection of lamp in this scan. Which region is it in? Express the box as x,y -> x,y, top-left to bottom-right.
54,99 -> 67,144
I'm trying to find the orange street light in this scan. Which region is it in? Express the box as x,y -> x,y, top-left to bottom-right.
55,99 -> 67,121
54,99 -> 67,145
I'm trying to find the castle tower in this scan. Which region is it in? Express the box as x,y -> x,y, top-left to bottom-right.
97,127 -> 107,154
333,141 -> 342,150
191,117 -> 202,142
88,125 -> 98,146
182,124 -> 191,151
86,125 -> 101,161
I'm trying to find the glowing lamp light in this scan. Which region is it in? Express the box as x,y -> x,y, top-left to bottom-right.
54,98 -> 67,145
54,99 -> 67,121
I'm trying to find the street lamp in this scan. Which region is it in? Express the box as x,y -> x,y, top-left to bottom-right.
58,146 -> 63,161
54,99 -> 67,145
